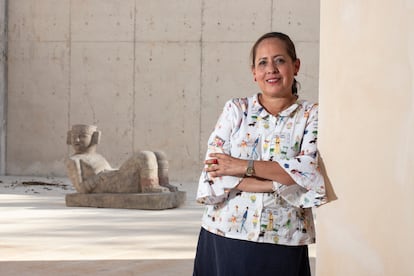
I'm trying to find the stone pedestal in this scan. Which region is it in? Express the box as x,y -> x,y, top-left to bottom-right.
65,191 -> 186,210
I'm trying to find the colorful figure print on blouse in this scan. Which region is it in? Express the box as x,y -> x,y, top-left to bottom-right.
196,94 -> 327,245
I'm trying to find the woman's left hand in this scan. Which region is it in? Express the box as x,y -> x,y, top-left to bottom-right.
204,153 -> 247,178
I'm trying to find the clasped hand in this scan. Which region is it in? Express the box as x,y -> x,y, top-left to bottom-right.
204,153 -> 246,178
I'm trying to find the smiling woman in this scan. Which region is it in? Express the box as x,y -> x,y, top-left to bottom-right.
251,33 -> 301,115
193,32 -> 327,276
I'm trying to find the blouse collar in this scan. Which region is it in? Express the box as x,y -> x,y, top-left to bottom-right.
254,93 -> 301,118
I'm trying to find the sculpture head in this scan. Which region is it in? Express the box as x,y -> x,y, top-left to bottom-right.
67,124 -> 101,154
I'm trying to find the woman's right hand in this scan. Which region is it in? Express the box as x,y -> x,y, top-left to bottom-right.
204,153 -> 247,178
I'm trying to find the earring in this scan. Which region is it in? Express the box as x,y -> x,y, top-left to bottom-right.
254,77 -> 257,82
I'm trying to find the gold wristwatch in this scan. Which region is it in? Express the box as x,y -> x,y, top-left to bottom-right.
245,160 -> 255,176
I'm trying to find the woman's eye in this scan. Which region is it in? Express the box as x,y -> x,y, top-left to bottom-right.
274,58 -> 285,65
258,60 -> 266,66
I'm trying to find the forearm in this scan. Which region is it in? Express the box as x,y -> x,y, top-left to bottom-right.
205,153 -> 296,186
252,160 -> 296,185
236,164 -> 295,193
236,177 -> 273,193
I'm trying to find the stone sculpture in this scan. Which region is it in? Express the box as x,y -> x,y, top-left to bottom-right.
64,124 -> 184,210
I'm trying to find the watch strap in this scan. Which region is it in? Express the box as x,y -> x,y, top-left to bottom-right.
246,159 -> 255,176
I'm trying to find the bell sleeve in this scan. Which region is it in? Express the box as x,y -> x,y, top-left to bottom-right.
274,104 -> 328,208
196,99 -> 244,205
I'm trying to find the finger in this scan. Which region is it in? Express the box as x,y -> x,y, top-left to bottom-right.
208,153 -> 217,158
205,158 -> 219,165
204,164 -> 216,171
208,170 -> 218,178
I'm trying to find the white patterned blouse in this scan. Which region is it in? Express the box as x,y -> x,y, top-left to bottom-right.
196,93 -> 327,245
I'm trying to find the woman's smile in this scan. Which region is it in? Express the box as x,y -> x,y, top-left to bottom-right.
266,77 -> 281,84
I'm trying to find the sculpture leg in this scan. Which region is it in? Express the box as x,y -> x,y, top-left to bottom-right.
132,151 -> 169,193
153,151 -> 178,192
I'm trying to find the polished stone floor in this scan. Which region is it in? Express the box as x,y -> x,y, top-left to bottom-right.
0,176 -> 315,275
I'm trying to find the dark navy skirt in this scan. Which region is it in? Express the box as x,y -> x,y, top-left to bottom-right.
193,228 -> 311,276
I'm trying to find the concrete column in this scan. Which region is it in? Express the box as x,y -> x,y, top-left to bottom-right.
0,0 -> 7,175
317,0 -> 414,275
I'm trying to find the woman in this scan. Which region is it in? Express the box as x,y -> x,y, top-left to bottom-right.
193,32 -> 327,276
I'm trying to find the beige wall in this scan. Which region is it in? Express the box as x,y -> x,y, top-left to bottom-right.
0,0 -> 6,174
317,0 -> 414,275
5,0 -> 320,181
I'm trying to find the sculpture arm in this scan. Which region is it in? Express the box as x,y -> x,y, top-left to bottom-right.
66,158 -> 89,193
66,158 -> 100,193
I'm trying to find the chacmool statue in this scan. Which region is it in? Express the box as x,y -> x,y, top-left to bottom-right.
65,124 -> 177,194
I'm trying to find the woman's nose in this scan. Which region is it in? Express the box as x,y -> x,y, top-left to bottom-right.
268,61 -> 279,73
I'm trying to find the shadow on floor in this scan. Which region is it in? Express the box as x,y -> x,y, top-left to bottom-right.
0,259 -> 193,276
0,257 -> 315,276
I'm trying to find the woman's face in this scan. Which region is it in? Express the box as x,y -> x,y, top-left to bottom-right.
252,37 -> 300,98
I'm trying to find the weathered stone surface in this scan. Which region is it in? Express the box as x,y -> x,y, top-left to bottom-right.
65,124 -> 176,195
65,191 -> 186,210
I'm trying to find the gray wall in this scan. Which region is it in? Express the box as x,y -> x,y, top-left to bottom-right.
5,0 -> 320,181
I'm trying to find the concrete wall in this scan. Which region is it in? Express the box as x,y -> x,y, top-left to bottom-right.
0,0 -> 6,174
317,0 -> 414,275
6,0 -> 320,181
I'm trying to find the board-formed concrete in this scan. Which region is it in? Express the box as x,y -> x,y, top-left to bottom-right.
5,0 -> 321,182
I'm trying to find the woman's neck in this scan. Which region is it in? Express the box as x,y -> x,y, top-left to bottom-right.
258,93 -> 298,116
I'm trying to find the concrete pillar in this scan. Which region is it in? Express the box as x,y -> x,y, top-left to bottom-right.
0,0 -> 7,175
317,0 -> 414,275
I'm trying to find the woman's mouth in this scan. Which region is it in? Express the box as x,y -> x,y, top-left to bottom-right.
266,78 -> 280,83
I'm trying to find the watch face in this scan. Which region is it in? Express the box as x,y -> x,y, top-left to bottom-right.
246,167 -> 254,176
